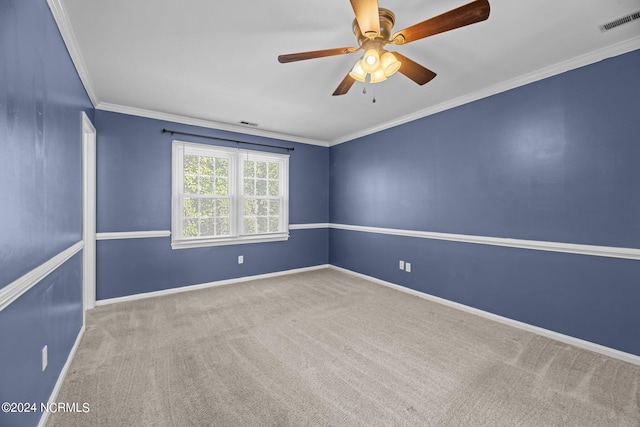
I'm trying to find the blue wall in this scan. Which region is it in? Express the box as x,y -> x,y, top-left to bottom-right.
2,4 -> 638,426
330,49 -> 640,356
95,111 -> 329,300
0,255 -> 83,427
0,0 -> 92,426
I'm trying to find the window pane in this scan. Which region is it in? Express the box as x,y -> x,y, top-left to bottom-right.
215,178 -> 228,196
268,162 -> 279,179
269,217 -> 279,233
244,199 -> 256,216
183,218 -> 198,237
243,217 -> 256,234
216,218 -> 230,235
257,217 -> 269,234
244,179 -> 255,196
200,199 -> 215,217
184,175 -> 198,194
184,198 -> 198,217
268,180 -> 279,197
256,179 -> 267,196
184,155 -> 198,174
256,161 -> 267,178
215,158 -> 228,177
199,156 -> 214,175
198,176 -> 213,194
199,218 -> 215,236
244,160 -> 255,177
269,200 -> 280,216
217,199 -> 230,217
257,199 -> 268,216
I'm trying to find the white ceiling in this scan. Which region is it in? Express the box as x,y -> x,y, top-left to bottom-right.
51,0 -> 640,146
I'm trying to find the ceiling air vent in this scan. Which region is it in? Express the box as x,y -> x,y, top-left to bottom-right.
600,10 -> 640,32
239,120 -> 259,127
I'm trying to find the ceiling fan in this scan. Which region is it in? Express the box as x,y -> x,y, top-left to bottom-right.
278,0 -> 490,96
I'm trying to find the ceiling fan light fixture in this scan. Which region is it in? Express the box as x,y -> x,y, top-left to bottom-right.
370,68 -> 387,84
380,52 -> 401,76
361,48 -> 380,73
349,60 -> 367,82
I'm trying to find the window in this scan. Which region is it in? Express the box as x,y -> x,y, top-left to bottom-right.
172,141 -> 289,248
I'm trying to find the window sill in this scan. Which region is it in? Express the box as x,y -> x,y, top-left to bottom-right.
171,233 -> 289,249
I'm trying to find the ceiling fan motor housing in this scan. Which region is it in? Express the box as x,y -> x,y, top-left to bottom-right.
352,8 -> 396,45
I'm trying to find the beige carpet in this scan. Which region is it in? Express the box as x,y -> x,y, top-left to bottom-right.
47,269 -> 640,426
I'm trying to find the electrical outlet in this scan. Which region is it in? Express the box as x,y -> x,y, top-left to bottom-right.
42,345 -> 48,372
399,260 -> 405,270
405,262 -> 412,273
238,255 -> 244,264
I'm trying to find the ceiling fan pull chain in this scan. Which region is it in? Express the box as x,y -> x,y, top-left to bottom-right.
372,89 -> 376,103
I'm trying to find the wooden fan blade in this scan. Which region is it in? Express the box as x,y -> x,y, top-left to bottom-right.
392,52 -> 437,85
350,0 -> 381,38
390,0 -> 490,45
278,47 -> 357,63
332,73 -> 356,96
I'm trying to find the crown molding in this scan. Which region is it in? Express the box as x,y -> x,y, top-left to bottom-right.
330,37 -> 640,146
48,0 -> 328,147
47,0 -> 99,106
96,102 -> 330,147
47,0 -> 640,148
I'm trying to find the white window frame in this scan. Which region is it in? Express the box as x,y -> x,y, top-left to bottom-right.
171,140 -> 289,249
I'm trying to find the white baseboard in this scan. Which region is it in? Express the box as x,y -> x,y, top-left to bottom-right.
37,263 -> 637,427
94,262 -> 640,365
329,265 -> 640,366
37,324 -> 85,427
95,264 -> 330,306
